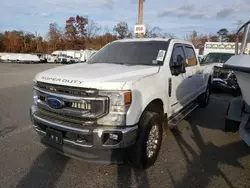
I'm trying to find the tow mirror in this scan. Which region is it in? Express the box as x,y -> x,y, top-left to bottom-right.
171,55 -> 186,75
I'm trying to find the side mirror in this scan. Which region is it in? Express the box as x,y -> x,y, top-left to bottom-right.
170,55 -> 186,76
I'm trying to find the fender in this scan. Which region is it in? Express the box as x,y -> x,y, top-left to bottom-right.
125,73 -> 168,125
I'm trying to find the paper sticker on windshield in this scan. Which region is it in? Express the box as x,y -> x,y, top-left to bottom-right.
156,50 -> 166,61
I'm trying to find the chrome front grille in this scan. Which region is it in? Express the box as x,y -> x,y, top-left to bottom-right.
34,82 -> 109,126
37,82 -> 98,96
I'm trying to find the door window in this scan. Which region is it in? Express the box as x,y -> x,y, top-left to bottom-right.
185,45 -> 197,66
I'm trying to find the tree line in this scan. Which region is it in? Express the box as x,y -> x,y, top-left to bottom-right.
0,15 -> 245,54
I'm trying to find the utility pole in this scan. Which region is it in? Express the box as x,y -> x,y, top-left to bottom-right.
137,0 -> 144,38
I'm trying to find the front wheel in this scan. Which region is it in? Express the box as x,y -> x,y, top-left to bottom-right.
132,111 -> 163,170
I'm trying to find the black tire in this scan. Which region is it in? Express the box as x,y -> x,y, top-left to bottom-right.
132,111 -> 163,170
198,82 -> 211,108
225,118 -> 240,132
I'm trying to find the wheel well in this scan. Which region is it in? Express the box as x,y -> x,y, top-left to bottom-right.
144,99 -> 164,116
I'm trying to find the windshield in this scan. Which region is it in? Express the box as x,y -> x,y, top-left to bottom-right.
88,41 -> 169,66
202,53 -> 234,64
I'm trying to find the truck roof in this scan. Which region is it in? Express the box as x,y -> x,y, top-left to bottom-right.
113,38 -> 194,46
114,38 -> 171,42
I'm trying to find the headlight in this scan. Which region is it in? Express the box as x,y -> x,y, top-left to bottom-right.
99,91 -> 131,106
97,90 -> 132,126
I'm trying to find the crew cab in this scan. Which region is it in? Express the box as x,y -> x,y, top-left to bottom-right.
29,38 -> 213,169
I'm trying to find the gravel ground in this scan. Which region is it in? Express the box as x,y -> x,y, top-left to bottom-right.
0,63 -> 250,188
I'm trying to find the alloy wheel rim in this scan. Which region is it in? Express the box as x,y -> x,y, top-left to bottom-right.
146,125 -> 160,158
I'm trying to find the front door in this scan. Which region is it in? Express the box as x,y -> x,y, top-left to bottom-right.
168,44 -> 190,116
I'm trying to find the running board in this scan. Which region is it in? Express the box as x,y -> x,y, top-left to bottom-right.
239,114 -> 250,147
168,102 -> 199,128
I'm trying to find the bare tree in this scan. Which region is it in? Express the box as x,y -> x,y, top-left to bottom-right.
103,26 -> 111,34
34,32 -> 40,52
144,25 -> 175,38
47,23 -> 62,47
86,20 -> 101,39
113,21 -> 131,39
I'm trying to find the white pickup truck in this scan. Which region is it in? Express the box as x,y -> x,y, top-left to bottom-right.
30,38 -> 213,169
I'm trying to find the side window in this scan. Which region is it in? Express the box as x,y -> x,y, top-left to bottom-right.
185,45 -> 197,66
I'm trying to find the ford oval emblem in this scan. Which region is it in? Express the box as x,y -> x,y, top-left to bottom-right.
47,97 -> 64,109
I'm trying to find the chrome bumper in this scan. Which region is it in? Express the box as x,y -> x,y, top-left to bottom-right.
30,105 -> 138,150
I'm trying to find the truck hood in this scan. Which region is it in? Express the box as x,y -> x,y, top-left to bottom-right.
35,63 -> 160,90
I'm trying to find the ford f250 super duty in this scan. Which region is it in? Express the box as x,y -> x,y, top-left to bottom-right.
30,38 -> 213,169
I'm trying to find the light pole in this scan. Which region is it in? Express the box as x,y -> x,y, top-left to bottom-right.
137,0 -> 144,38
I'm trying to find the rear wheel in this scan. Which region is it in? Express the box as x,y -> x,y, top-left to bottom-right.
132,111 -> 163,170
198,82 -> 211,108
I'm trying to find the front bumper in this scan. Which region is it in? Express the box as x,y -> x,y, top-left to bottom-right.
30,105 -> 138,164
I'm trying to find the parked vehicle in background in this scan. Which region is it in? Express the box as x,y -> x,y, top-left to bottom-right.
201,42 -> 245,95
0,52 -> 10,60
47,51 -> 63,63
0,53 -> 41,63
200,52 -> 240,94
0,54 -> 11,61
79,49 -> 98,62
30,38 -> 213,169
56,51 -> 68,63
203,42 -> 250,56
37,54 -> 49,63
62,50 -> 82,64
224,19 -> 250,147
46,50 -> 98,64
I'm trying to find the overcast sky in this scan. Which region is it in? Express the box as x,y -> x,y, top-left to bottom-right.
0,0 -> 249,38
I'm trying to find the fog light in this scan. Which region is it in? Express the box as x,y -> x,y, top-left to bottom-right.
109,133 -> 118,140
76,135 -> 86,144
